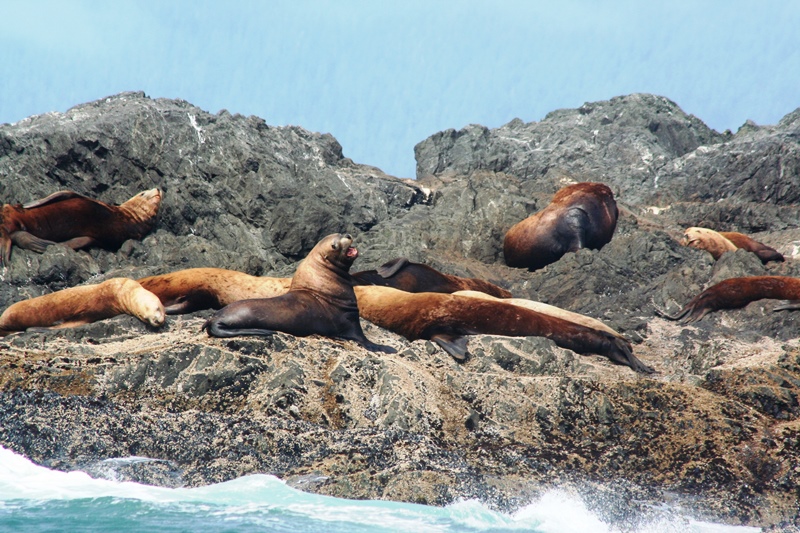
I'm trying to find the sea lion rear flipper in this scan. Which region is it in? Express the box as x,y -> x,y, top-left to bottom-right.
61,236 -> 97,251
377,257 -> 409,278
773,300 -> 800,312
432,334 -> 469,361
9,231 -> 57,253
22,191 -> 85,209
1,229 -> 11,266
608,336 -> 655,374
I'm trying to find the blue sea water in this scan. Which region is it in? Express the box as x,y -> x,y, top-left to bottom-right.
0,447 -> 761,533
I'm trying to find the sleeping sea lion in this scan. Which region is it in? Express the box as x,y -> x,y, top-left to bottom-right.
719,232 -> 785,264
503,182 -> 618,270
452,290 -> 623,338
0,278 -> 165,336
657,276 -> 800,323
354,285 -> 653,373
681,227 -> 737,260
203,233 -> 394,353
353,257 -> 512,298
138,268 -> 292,314
1,188 -> 162,266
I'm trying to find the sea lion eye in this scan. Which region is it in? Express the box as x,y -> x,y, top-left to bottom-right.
331,241 -> 339,250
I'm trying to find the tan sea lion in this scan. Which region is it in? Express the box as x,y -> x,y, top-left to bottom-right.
0,278 -> 165,336
452,290 -> 623,338
138,268 -> 292,314
503,182 -> 618,270
203,233 -> 394,353
657,276 -> 800,323
681,227 -> 738,260
1,188 -> 162,266
353,257 -> 512,298
354,285 -> 653,373
719,232 -> 785,264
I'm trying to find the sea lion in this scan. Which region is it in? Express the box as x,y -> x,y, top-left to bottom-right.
354,285 -> 653,373
353,257 -> 512,298
657,276 -> 800,323
452,290 -> 623,338
0,278 -> 165,336
719,231 -> 785,264
138,268 -> 292,314
503,182 -> 618,270
1,188 -> 162,266
681,227 -> 737,260
203,233 -> 393,353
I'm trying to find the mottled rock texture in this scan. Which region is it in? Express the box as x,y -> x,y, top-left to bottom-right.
1,92 -> 800,530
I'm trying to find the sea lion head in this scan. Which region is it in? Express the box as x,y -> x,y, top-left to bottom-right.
317,232 -> 358,271
114,279 -> 166,328
120,188 -> 162,223
682,227 -> 736,259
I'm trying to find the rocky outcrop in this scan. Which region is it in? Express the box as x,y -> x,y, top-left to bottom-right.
2,92 -> 800,529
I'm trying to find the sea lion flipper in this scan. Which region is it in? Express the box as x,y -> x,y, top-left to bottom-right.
773,300 -> 800,312
431,334 -> 469,361
22,190 -> 85,209
9,231 -> 57,253
61,236 -> 97,251
377,257 -> 409,278
0,229 -> 11,266
609,336 -> 655,374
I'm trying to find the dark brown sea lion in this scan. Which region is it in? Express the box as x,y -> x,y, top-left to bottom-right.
719,232 -> 785,264
0,278 -> 165,336
352,257 -> 512,298
503,182 -> 618,270
657,276 -> 800,323
138,268 -> 292,314
203,233 -> 394,353
354,285 -> 653,373
0,188 -> 162,266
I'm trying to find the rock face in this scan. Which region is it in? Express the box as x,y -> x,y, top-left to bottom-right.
2,92 -> 800,529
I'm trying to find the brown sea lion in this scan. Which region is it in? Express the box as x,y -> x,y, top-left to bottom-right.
719,232 -> 785,264
203,233 -> 394,353
452,290 -> 624,338
681,227 -> 737,260
354,285 -> 653,373
503,182 -> 618,270
0,278 -> 165,336
657,276 -> 800,323
352,257 -> 512,298
138,268 -> 292,314
1,188 -> 161,266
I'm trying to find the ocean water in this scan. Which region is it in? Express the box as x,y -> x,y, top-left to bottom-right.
0,447 -> 761,533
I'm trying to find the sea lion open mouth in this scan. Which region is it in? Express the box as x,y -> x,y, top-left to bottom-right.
346,246 -> 359,259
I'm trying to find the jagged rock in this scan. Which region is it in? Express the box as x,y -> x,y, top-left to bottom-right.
1,92 -> 800,529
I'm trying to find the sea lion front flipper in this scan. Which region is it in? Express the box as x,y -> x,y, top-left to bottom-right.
203,318 -> 276,338
9,231 -> 57,253
377,257 -> 409,278
22,190 -> 85,209
357,338 -> 397,354
773,300 -> 800,312
431,334 -> 469,361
